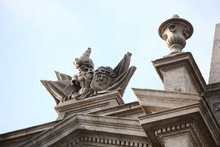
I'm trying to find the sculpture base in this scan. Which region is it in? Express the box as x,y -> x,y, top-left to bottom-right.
55,91 -> 124,120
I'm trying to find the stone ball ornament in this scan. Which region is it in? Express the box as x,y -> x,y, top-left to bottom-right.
158,15 -> 194,54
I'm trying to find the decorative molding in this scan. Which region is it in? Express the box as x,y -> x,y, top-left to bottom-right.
155,122 -> 192,136
22,114 -> 147,147
154,122 -> 203,147
69,135 -> 150,147
139,102 -> 220,147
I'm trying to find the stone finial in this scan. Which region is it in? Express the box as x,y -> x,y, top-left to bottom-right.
158,15 -> 193,54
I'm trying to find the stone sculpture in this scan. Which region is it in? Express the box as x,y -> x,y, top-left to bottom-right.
41,48 -> 136,104
158,15 -> 193,54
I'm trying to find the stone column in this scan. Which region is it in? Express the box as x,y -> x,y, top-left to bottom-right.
209,23 -> 220,84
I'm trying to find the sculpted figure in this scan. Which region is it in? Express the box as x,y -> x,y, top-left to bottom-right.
41,48 -> 136,104
91,66 -> 115,92
68,48 -> 94,100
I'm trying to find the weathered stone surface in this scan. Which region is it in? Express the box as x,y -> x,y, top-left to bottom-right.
152,52 -> 206,94
0,120 -> 60,147
163,67 -> 197,93
204,83 -> 220,125
139,100 -> 220,147
133,88 -> 201,113
209,23 -> 220,84
164,134 -> 194,147
91,101 -> 144,118
55,91 -> 124,120
22,114 -> 149,147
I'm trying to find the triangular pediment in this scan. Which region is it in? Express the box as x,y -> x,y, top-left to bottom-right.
22,114 -> 149,147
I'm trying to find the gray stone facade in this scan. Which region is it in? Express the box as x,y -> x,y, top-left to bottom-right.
1,15 -> 220,147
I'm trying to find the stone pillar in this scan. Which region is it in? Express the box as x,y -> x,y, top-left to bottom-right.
209,23 -> 220,84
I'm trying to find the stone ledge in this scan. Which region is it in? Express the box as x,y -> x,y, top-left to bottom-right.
0,120 -> 60,147
133,88 -> 201,113
55,91 -> 124,119
22,114 -> 147,147
139,100 -> 220,147
205,82 -> 220,97
91,101 -> 144,118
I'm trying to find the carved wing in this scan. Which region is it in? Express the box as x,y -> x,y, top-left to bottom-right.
55,71 -> 72,81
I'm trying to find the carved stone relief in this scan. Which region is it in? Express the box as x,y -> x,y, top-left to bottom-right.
41,48 -> 136,104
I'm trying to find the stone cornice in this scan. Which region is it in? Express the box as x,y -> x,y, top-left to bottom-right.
69,131 -> 149,147
92,101 -> 144,118
139,100 -> 220,147
22,114 -> 146,147
0,120 -> 60,142
133,88 -> 201,112
205,82 -> 220,98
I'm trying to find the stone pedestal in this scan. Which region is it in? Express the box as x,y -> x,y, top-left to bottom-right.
55,91 -> 124,120
152,52 -> 206,94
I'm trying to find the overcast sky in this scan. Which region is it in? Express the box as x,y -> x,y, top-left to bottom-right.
0,0 -> 219,133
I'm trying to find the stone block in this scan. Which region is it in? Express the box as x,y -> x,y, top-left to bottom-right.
152,52 -> 206,94
55,91 -> 124,120
164,134 -> 194,147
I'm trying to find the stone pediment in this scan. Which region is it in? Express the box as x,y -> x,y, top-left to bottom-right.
139,100 -> 220,147
22,114 -> 149,147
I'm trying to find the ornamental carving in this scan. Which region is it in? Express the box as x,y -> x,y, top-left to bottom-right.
158,15 -> 193,54
41,48 -> 136,104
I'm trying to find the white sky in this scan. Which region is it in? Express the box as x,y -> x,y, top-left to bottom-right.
0,0 -> 219,133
